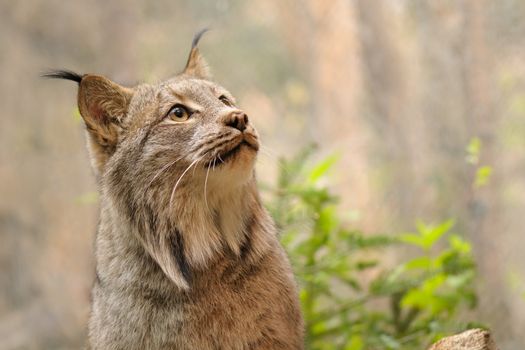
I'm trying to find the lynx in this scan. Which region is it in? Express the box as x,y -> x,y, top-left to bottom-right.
45,30 -> 304,349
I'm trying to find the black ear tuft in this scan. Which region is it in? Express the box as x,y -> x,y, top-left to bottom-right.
41,69 -> 83,84
191,28 -> 210,49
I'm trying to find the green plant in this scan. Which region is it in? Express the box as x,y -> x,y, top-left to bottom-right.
466,137 -> 492,188
265,146 -> 478,350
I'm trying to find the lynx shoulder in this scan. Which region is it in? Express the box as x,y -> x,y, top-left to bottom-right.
45,30 -> 304,349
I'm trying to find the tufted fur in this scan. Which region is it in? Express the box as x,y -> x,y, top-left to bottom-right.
47,32 -> 304,349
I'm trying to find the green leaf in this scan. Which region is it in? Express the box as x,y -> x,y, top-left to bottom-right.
466,137 -> 481,164
420,220 -> 455,249
448,235 -> 471,254
341,277 -> 362,291
344,335 -> 364,350
402,220 -> 454,251
379,334 -> 401,349
400,232 -> 426,248
404,256 -> 433,270
307,154 -> 339,183
446,271 -> 474,288
311,321 -> 328,335
355,260 -> 379,270
401,274 -> 448,313
317,206 -> 339,234
474,166 -> 492,187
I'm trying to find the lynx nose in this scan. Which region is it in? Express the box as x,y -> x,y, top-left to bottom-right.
223,111 -> 249,132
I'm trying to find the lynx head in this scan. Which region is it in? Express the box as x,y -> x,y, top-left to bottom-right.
45,30 -> 264,289
45,29 -> 258,184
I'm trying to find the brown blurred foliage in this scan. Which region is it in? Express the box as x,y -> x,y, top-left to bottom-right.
1,0 -> 525,349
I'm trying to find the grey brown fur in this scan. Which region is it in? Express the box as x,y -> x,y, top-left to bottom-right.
47,32 -> 303,349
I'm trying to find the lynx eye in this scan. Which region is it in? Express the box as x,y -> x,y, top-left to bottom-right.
219,95 -> 233,107
167,104 -> 190,122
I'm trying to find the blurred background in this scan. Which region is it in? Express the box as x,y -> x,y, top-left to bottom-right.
1,0 -> 525,349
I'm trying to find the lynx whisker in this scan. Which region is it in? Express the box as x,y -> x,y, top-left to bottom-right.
260,145 -> 279,157
258,146 -> 291,176
169,156 -> 202,210
204,157 -> 211,212
258,147 -> 276,160
199,134 -> 238,159
145,154 -> 185,194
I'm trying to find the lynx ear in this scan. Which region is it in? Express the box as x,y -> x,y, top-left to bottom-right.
42,70 -> 133,174
183,29 -> 211,79
77,75 -> 133,173
77,74 -> 132,145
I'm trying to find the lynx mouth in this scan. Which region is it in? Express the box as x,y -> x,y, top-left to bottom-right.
206,139 -> 258,168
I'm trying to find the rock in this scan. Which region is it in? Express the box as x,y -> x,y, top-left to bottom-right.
428,329 -> 499,350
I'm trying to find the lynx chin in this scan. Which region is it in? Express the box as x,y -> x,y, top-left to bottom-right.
44,30 -> 304,349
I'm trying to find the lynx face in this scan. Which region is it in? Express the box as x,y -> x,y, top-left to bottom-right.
124,76 -> 260,201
